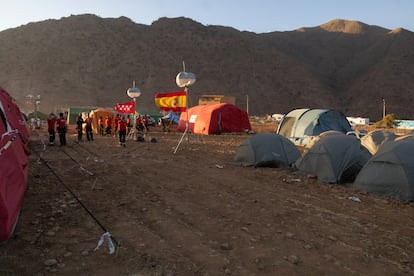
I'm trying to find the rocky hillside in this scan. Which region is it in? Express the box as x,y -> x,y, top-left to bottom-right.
0,14 -> 413,120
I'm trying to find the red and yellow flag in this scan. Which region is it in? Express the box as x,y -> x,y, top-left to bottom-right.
154,91 -> 186,112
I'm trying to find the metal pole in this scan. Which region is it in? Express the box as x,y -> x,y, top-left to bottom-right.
132,97 -> 137,141
246,94 -> 249,115
34,100 -> 37,120
34,95 -> 40,121
382,99 -> 386,118
174,86 -> 189,154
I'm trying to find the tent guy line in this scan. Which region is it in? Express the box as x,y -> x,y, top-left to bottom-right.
29,135 -> 120,252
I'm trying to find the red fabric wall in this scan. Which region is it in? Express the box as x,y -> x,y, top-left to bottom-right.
0,87 -> 30,242
178,103 -> 251,135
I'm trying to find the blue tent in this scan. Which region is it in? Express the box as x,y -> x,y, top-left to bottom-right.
162,112 -> 180,124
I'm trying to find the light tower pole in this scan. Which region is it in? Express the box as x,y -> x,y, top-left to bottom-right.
174,64 -> 196,154
126,81 -> 141,141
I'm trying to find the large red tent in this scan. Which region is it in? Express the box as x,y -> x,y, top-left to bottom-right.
177,103 -> 251,135
0,87 -> 30,243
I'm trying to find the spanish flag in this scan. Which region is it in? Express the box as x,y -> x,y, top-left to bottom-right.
154,91 -> 186,112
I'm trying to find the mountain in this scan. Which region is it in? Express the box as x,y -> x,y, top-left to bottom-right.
0,15 -> 413,120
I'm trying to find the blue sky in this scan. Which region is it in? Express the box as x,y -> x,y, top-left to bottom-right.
0,0 -> 413,33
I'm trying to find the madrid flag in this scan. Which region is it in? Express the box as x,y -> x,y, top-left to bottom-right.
154,91 -> 186,112
114,101 -> 135,114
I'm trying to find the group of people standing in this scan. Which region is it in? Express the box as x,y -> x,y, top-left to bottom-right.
47,112 -> 149,147
95,114 -> 128,146
47,112 -> 68,146
75,113 -> 94,142
97,115 -> 114,136
47,112 -> 94,146
77,113 -> 129,146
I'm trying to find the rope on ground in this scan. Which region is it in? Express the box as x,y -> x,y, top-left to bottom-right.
29,139 -> 120,255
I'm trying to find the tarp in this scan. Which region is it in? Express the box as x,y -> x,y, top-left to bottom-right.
295,133 -> 371,184
162,112 -> 180,124
0,87 -> 30,243
360,129 -> 397,155
352,139 -> 414,201
277,108 -> 352,147
395,120 -> 414,129
234,133 -> 301,167
177,103 -> 251,135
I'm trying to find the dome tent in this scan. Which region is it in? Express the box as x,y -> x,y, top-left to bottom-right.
360,129 -> 397,155
352,139 -> 414,201
234,133 -> 301,167
295,133 -> 371,184
277,108 -> 351,147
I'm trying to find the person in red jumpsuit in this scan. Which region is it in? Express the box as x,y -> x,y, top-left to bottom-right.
118,116 -> 128,147
56,112 -> 67,146
47,113 -> 57,145
84,113 -> 94,141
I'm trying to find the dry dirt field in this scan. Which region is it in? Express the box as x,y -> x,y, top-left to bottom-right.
1,123 -> 414,275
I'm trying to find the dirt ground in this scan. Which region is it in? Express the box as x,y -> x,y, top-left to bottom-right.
1,123 -> 414,275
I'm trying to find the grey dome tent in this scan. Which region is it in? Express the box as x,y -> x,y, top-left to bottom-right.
352,139 -> 414,201
277,108 -> 352,147
295,134 -> 371,184
360,129 -> 397,155
234,133 -> 301,167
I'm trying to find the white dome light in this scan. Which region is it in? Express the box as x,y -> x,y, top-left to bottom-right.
176,72 -> 196,88
126,87 -> 141,98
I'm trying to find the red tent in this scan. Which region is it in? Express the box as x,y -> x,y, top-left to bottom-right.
0,87 -> 30,243
177,103 -> 251,135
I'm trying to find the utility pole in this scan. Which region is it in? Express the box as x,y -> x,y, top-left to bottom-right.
34,95 -> 40,121
246,94 -> 249,115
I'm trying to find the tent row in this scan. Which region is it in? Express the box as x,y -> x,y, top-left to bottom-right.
177,106 -> 414,201
234,130 -> 414,202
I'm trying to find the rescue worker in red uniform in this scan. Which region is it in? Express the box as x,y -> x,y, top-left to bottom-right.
136,115 -> 144,132
105,116 -> 112,135
47,113 -> 57,145
84,113 -> 94,141
56,112 -> 67,146
118,116 -> 128,146
113,114 -> 120,137
98,116 -> 104,136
